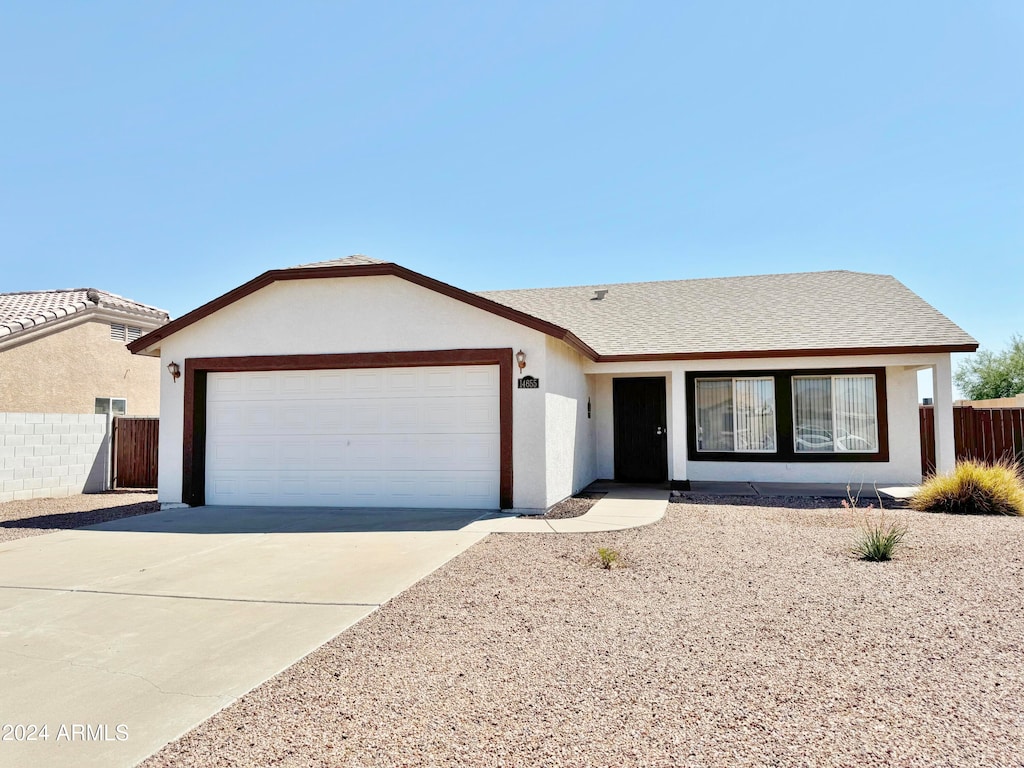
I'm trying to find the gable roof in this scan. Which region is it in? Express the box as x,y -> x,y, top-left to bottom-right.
478,270 -> 977,359
128,258 -> 976,360
128,257 -> 597,358
0,288 -> 169,341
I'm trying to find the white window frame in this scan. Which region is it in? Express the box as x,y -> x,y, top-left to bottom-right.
695,376 -> 777,453
95,397 -> 127,416
111,323 -> 143,342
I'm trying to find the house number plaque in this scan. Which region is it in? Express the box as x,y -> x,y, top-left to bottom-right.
517,376 -> 540,389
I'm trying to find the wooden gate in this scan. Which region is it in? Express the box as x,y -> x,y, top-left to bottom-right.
920,405 -> 1024,476
112,417 -> 159,488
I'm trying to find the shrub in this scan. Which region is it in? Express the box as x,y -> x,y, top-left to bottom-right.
853,515 -> 908,561
596,547 -> 621,570
910,459 -> 1024,516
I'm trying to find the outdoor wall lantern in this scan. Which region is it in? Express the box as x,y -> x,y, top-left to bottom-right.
167,361 -> 181,383
515,350 -> 526,372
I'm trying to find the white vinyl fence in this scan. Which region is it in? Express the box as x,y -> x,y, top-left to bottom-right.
0,413 -> 110,503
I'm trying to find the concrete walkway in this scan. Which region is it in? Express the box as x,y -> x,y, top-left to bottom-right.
464,486 -> 668,533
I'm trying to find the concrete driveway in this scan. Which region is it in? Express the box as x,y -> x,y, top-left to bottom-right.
0,505 -> 488,768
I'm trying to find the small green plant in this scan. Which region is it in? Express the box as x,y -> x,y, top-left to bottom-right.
853,514 -> 908,561
910,459 -> 1024,516
596,547 -> 621,570
841,482 -> 907,561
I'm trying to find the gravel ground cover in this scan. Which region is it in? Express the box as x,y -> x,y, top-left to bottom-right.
143,499 -> 1024,768
0,491 -> 158,543
542,491 -> 606,519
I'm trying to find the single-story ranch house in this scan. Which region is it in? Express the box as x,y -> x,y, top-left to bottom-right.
129,257 -> 977,513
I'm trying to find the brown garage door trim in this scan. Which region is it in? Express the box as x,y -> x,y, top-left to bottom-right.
183,348 -> 514,508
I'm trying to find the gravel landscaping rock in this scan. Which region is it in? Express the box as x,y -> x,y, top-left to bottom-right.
0,491 -> 158,543
542,492 -> 606,519
142,500 -> 1024,768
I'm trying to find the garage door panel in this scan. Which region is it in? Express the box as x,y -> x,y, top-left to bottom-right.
245,373 -> 278,397
205,468 -> 500,509
247,440 -> 276,464
205,366 -> 500,509
281,372 -> 312,395
315,372 -> 347,396
279,405 -> 312,431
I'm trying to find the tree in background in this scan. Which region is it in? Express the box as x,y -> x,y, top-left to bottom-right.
954,335 -> 1024,401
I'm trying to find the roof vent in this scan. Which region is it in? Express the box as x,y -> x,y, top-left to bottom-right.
591,289 -> 609,301
86,289 -> 101,304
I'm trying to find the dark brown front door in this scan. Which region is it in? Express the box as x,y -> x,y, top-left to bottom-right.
613,377 -> 668,482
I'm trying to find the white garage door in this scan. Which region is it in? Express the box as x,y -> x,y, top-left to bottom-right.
205,365 -> 500,509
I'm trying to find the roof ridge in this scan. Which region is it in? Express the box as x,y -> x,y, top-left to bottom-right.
289,255 -> 390,269
0,287 -> 97,297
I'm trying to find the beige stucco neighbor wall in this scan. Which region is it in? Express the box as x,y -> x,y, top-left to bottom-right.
955,394 -> 1024,408
0,319 -> 162,415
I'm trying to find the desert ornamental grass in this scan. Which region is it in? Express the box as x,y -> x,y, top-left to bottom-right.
910,458 -> 1024,516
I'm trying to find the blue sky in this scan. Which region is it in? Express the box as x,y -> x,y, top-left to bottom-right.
2,2 -> 1021,377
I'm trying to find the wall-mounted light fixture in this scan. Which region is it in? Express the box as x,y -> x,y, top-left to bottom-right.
167,361 -> 181,383
587,397 -> 591,419
515,350 -> 526,372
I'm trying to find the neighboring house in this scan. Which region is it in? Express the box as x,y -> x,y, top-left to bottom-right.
129,257 -> 976,512
0,288 -> 170,415
954,394 -> 1024,408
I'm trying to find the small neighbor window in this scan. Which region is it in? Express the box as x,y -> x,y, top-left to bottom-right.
793,375 -> 879,453
95,397 -> 127,416
695,377 -> 777,452
110,323 -> 143,342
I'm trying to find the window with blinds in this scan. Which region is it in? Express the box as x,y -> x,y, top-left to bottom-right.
793,375 -> 879,453
695,377 -> 777,453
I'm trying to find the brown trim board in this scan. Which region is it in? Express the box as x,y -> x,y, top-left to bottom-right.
597,344 -> 977,362
182,348 -> 515,509
130,262 -> 598,361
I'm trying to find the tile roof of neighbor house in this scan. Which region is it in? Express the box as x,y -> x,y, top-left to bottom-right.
128,256 -> 977,359
0,288 -> 169,340
477,270 -> 978,357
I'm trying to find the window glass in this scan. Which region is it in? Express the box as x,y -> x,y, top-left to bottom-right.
95,398 -> 128,415
696,377 -> 776,452
695,379 -> 733,451
793,375 -> 878,453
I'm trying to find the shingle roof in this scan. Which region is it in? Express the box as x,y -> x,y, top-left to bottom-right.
127,258 -> 977,359
477,270 -> 976,357
291,255 -> 386,269
0,288 -> 169,340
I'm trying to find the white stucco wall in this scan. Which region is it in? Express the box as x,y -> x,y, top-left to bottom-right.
592,370 -> 677,480
543,337 -> 596,506
142,271 -> 950,507
148,275 -> 558,510
588,353 -> 943,485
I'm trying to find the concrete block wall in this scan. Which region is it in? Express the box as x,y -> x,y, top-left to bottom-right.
0,413 -> 110,503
